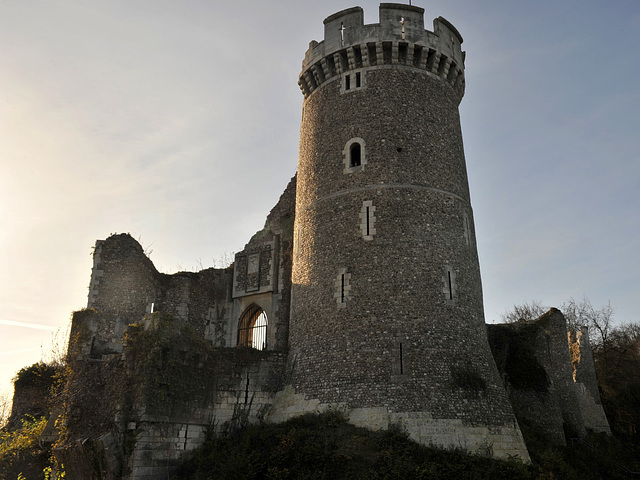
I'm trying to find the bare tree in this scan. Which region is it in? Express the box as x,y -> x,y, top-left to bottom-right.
560,296 -> 614,346
500,300 -> 548,323
0,392 -> 11,429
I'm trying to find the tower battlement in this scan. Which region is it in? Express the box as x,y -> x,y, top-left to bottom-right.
299,4 -> 465,100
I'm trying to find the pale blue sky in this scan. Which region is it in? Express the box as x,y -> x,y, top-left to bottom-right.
1,0 -> 639,397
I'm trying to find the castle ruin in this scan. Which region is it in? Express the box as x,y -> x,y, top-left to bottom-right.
55,5 -> 610,479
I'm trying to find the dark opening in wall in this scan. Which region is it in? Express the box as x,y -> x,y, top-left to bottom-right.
345,74 -> 351,91
365,206 -> 370,236
367,43 -> 377,66
327,55 -> 337,76
353,45 -> 363,68
339,50 -> 349,71
382,41 -> 392,65
426,48 -> 437,70
350,142 -> 362,167
398,42 -> 408,64
413,44 -> 423,67
437,54 -> 448,75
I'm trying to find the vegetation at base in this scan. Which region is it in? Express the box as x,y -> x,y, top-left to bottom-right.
519,419 -> 640,480
124,313 -> 276,419
174,412 -> 640,480
174,412 -> 529,480
0,415 -> 50,480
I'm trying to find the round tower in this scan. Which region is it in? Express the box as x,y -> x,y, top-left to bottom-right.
285,4 -> 529,460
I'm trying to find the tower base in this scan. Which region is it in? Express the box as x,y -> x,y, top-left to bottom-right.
266,386 -> 531,462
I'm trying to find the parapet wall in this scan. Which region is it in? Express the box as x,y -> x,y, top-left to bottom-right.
299,4 -> 465,99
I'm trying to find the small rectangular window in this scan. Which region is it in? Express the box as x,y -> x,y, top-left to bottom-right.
345,74 -> 351,91
356,72 -> 361,88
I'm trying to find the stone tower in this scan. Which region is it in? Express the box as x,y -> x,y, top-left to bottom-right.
282,4 -> 530,460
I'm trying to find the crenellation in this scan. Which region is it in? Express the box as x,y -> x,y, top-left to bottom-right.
300,4 -> 465,100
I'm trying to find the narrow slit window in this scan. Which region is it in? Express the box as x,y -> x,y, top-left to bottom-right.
463,212 -> 471,246
399,343 -> 404,375
365,206 -> 370,236
355,72 -> 361,88
442,266 -> 457,305
334,268 -> 351,308
345,74 -> 351,91
360,200 -> 376,240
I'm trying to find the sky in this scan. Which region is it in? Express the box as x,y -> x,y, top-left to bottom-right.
1,0 -> 639,399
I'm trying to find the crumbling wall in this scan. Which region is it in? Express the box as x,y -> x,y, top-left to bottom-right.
61,311 -> 288,480
537,309 -> 586,439
78,233 -> 235,358
60,180 -> 296,479
127,346 -> 286,480
570,327 -> 611,434
488,321 -> 566,444
488,309 -> 589,445
88,234 -> 160,320
6,363 -> 60,432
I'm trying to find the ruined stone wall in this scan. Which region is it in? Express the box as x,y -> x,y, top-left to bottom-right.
488,320 -> 568,445
61,179 -> 295,479
538,309 -> 586,438
6,363 -> 59,431
78,233 -> 235,358
571,327 -> 611,434
487,309 -> 610,446
127,350 -> 286,480
88,234 -> 160,320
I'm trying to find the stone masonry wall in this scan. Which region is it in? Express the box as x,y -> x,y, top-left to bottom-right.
127,351 -> 286,480
538,309 -> 586,438
487,309 -> 610,445
571,327 -> 611,434
286,4 -> 528,460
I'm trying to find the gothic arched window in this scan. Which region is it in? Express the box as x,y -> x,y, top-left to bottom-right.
237,304 -> 268,350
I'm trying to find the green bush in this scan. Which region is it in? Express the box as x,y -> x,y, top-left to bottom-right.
0,415 -> 50,480
173,412 -> 531,480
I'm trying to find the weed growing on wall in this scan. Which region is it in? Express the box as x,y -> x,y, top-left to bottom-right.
124,313 -> 273,419
0,415 -> 49,479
